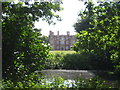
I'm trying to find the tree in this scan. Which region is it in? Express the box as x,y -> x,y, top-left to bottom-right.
74,1 -> 120,74
2,1 -> 62,87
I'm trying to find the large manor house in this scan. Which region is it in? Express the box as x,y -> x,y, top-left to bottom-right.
49,31 -> 76,50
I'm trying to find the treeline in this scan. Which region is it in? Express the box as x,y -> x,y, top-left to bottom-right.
2,1 -> 62,87
73,1 -> 120,77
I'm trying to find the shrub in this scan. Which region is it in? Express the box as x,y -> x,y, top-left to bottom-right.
2,76 -> 116,88
45,52 -> 114,70
2,1 -> 62,86
75,76 -> 113,88
44,53 -> 65,69
63,53 -> 91,70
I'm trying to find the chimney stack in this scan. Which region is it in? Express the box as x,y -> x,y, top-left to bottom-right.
49,31 -> 52,35
67,31 -> 70,35
57,31 -> 59,35
49,30 -> 54,35
52,32 -> 54,35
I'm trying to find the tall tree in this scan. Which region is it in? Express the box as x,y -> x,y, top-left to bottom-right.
2,1 -> 62,87
74,1 -> 120,74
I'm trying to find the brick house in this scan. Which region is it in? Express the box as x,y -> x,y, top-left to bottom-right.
49,31 -> 76,50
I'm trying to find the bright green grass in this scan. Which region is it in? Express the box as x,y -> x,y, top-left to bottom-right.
50,50 -> 76,54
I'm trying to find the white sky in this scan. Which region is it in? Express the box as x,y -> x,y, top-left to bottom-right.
34,0 -> 86,36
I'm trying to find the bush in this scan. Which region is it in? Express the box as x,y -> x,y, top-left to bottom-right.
75,76 -> 114,88
45,52 -> 114,70
63,53 -> 92,70
2,2 -> 61,86
45,53 -> 65,69
73,1 -> 120,77
2,76 -> 116,88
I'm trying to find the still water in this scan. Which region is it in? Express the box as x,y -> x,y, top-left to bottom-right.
35,70 -> 118,88
36,70 -> 96,87
40,69 -> 96,79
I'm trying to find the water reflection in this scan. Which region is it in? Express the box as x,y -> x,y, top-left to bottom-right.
40,70 -> 95,80
38,70 -> 96,88
40,78 -> 77,88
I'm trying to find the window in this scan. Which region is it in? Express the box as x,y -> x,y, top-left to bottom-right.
72,40 -> 75,44
57,36 -> 59,39
60,41 -> 64,44
62,36 -> 64,40
66,46 -> 69,50
60,36 -> 64,40
57,46 -> 59,50
66,41 -> 69,44
66,36 -> 69,40
57,41 -> 59,44
54,36 -> 57,40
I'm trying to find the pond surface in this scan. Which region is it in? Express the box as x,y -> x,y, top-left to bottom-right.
39,69 -> 99,79
37,70 -> 96,87
35,70 -> 119,88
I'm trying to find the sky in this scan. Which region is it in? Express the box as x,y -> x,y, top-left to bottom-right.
34,0 -> 86,36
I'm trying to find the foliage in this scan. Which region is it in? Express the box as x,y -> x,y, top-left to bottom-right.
74,1 -> 120,75
45,51 -> 113,70
2,1 -> 62,85
2,76 -> 117,88
74,76 -> 115,88
63,53 -> 98,70
45,51 -> 76,69
63,52 -> 114,70
45,53 -> 65,69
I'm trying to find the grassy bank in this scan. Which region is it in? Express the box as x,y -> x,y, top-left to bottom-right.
50,50 -> 76,54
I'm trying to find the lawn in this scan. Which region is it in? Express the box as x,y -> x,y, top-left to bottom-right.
50,50 -> 76,54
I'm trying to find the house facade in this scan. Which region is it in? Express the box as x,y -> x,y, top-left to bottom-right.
49,31 -> 76,50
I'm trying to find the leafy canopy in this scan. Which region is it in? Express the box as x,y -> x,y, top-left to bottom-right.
2,1 -> 62,87
74,1 -> 120,74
